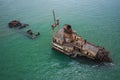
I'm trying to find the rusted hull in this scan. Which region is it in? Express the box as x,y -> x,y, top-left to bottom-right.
52,42 -> 70,56
52,41 -> 112,63
8,20 -> 29,29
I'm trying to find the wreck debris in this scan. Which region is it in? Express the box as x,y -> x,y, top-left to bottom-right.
8,20 -> 29,29
27,29 -> 40,39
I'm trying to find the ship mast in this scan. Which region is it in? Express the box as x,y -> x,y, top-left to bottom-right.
52,10 -> 60,33
53,10 -> 56,24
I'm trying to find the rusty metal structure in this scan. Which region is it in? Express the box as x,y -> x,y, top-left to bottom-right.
8,20 -> 29,29
51,10 -> 112,63
26,29 -> 40,39
8,20 -> 40,39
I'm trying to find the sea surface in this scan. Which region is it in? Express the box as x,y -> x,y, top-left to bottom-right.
0,0 -> 120,80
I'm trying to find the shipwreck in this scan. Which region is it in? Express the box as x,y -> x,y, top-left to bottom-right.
51,10 -> 112,63
8,20 -> 29,29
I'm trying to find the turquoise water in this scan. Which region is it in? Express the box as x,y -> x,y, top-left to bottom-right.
0,0 -> 120,80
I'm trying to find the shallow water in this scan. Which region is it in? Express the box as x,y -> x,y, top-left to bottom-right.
0,0 -> 120,80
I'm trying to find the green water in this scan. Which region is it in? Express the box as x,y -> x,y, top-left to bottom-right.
0,0 -> 120,80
